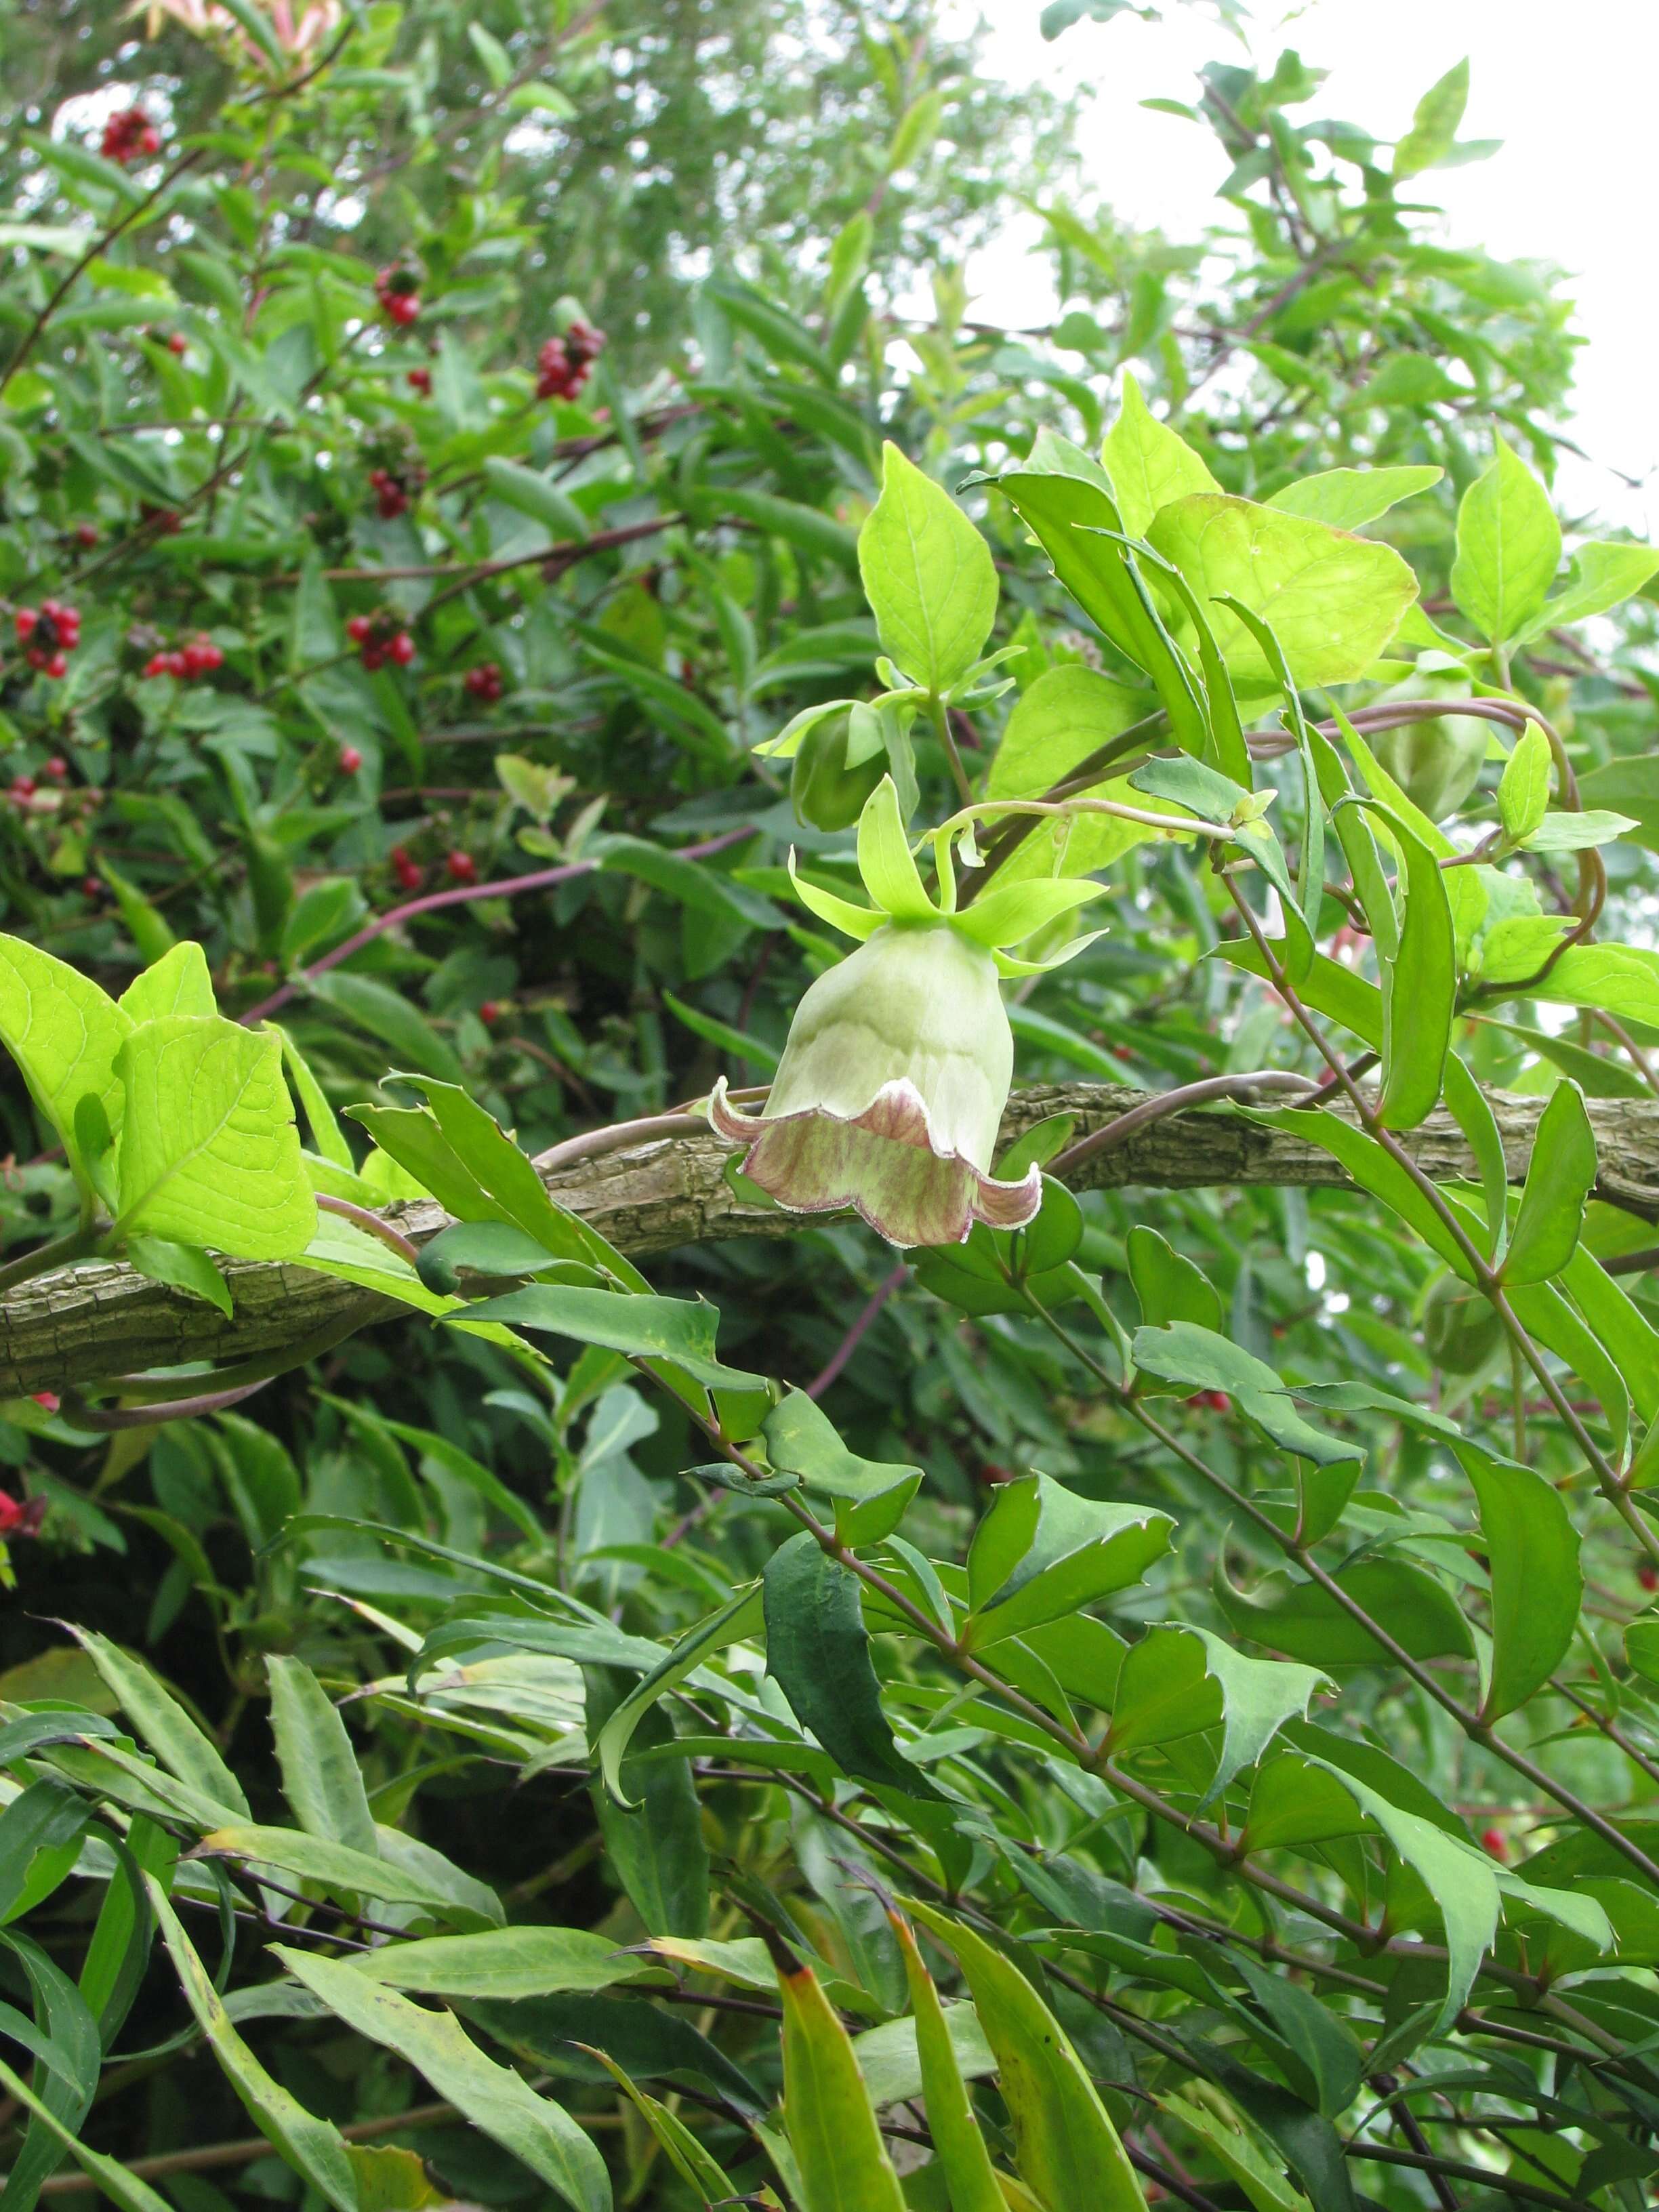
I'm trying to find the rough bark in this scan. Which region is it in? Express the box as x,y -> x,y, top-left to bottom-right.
3,1082 -> 1656,1398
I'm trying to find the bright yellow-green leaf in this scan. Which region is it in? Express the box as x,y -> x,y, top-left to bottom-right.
906,1904 -> 1148,2211
1450,443 -> 1561,647
858,443 -> 998,695
778,1952 -> 907,2212
112,1015 -> 318,1258
1146,494 -> 1419,691
1100,371 -> 1218,539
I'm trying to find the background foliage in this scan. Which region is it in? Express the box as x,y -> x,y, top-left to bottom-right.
0,1 -> 1658,2207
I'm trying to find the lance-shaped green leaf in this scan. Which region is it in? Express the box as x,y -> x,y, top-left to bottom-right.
0,2049 -> 176,2212
274,1948 -> 611,2212
1128,1225 -> 1224,1334
888,1911 -> 1006,2212
61,1626 -> 249,1817
0,933 -> 130,1190
1107,1624 -> 1330,1803
763,1390 -> 921,1544
341,1927 -> 668,2001
581,2045 -> 737,2208
596,1582 -> 763,1807
858,441 -> 998,694
119,939 -> 216,1023
1393,55 -> 1469,176
1298,1762 -> 1500,2035
1266,464 -> 1441,530
1512,539 -> 1659,644
764,1532 -> 943,1799
1450,443 -> 1561,647
1498,722 -> 1553,845
146,1882 -> 358,2212
777,1947 -> 907,2212
1166,2088 -> 1313,2212
905,1902 -> 1149,2212
1500,1079 -> 1595,1285
195,1824 -> 501,1927
1457,1443 -> 1582,1721
112,1015 -> 316,1258
1099,371 -> 1219,538
266,1654 -> 378,1856
1351,799 -> 1455,1129
457,1284 -> 766,1393
964,1473 -> 1173,1648
1132,1324 -> 1365,1472
995,438 -> 1210,754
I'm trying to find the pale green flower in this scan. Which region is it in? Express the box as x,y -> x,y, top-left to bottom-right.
710,779 -> 1109,1248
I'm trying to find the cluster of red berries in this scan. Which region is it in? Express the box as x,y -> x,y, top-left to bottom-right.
464,661 -> 504,703
368,466 -> 413,520
535,318 -> 606,401
407,366 -> 432,395
1189,1389 -> 1231,1413
101,106 -> 161,165
346,613 -> 416,672
14,601 -> 81,680
375,266 -> 422,326
389,844 -> 422,890
142,634 -> 223,681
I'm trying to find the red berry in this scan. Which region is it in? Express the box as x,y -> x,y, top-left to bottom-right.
346,615 -> 373,642
446,849 -> 477,883
166,332 -> 187,356
1640,1563 -> 1659,1593
75,523 -> 100,548
383,292 -> 421,326
0,1493 -> 22,1534
13,609 -> 37,642
181,638 -> 222,676
101,106 -> 160,165
44,758 -> 68,783
479,1000 -> 501,1025
390,845 -> 422,890
9,777 -> 35,802
43,652 -> 67,680
464,661 -> 503,701
388,631 -> 415,667
1480,1826 -> 1508,1862
361,644 -> 384,672
1191,1389 -> 1231,1413
82,875 -> 104,899
407,367 -> 432,394
340,745 -> 363,774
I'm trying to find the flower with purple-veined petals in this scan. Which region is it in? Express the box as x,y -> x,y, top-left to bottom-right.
709,777 -> 1113,1249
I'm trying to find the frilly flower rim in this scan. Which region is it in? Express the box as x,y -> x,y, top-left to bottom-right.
710,1076 -> 1041,1249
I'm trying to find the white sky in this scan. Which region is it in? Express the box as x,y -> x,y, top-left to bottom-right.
946,0 -> 1659,533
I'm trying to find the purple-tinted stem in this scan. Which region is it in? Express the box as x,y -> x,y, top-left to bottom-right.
807,1263 -> 907,1399
240,827 -> 754,1025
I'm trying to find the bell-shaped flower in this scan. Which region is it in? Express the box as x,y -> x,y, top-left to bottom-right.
710,779 -> 1110,1248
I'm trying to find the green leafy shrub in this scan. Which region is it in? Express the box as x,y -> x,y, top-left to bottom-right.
0,6 -> 1656,2209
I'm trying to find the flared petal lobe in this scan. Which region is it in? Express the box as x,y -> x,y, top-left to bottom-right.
709,924 -> 1040,1248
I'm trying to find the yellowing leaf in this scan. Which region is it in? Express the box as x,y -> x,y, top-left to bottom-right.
112,1015 -> 317,1259
1147,494 -> 1418,691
